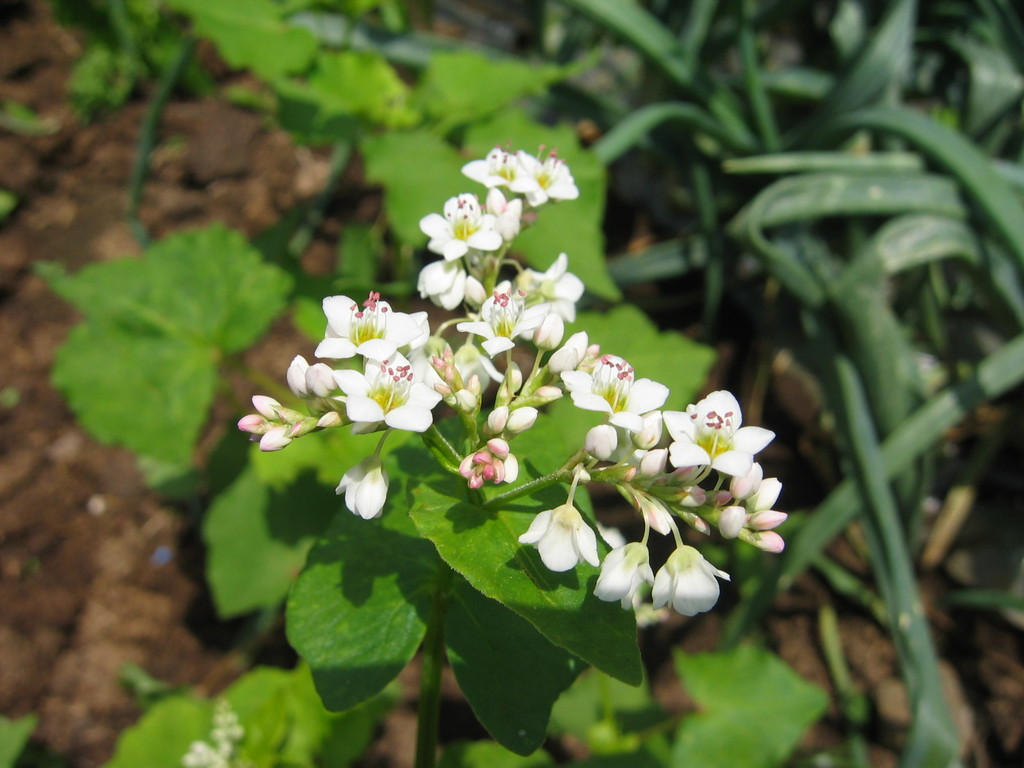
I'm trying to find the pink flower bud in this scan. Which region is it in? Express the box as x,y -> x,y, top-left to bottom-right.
504,364 -> 523,395
718,505 -> 747,539
259,424 -> 292,451
237,414 -> 269,434
533,385 -> 562,403
638,448 -> 668,477
753,531 -> 785,553
730,463 -> 764,501
317,411 -> 342,428
487,438 -> 510,459
252,395 -> 282,420
748,510 -> 788,531
713,490 -> 733,507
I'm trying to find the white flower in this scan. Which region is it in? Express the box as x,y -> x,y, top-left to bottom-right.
664,390 -> 775,477
457,289 -> 549,356
518,503 -> 600,572
462,146 -> 516,188
419,193 -> 503,261
516,253 -> 584,322
595,542 -> 654,608
333,352 -> 442,433
315,292 -> 427,360
418,259 -> 467,310
561,354 -> 669,433
652,546 -> 730,616
486,187 -> 523,242
508,150 -> 579,207
336,456 -> 390,519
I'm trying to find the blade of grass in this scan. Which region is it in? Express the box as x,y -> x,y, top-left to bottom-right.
821,106 -> 1024,272
810,316 -> 958,767
735,0 -> 780,152
724,151 -> 925,175
723,330 -> 1024,643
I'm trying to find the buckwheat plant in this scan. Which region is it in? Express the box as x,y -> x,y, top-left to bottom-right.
238,145 -> 787,760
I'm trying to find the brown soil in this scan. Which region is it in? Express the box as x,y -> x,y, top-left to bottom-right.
1,2 -> 1022,767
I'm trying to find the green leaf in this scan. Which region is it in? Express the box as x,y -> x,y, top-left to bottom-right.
439,740 -> 555,768
275,50 -> 418,142
464,112 -> 620,301
286,501 -> 440,711
203,465 -> 338,618
445,577 -> 583,754
165,0 -> 317,79
44,225 -> 291,464
409,482 -> 643,685
0,714 -> 36,768
104,696 -> 214,768
574,305 -> 716,410
413,51 -> 569,133
362,130 -> 469,247
670,645 -> 827,768
0,189 -> 17,222
549,668 -> 663,743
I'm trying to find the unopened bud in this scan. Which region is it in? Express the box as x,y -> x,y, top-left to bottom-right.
317,411 -> 342,428
237,414 -> 268,434
718,505 -> 747,539
533,385 -> 562,403
753,531 -> 785,553
504,364 -> 523,395
712,490 -> 733,507
585,424 -> 618,460
466,374 -> 482,398
286,356 -> 310,397
548,331 -> 588,373
455,388 -> 478,413
730,463 -> 764,501
487,438 -> 510,459
506,406 -> 538,434
305,363 -> 337,398
486,406 -> 510,435
252,395 -> 283,420
259,424 -> 292,451
465,276 -> 487,308
533,313 -> 564,351
633,412 -> 664,450
637,448 -> 668,477
748,510 -> 788,531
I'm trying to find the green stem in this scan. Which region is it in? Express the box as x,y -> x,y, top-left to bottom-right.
415,563 -> 455,768
127,35 -> 195,247
423,424 -> 462,473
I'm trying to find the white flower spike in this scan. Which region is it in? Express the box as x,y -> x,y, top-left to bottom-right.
333,352 -> 442,433
652,545 -> 731,616
316,291 -> 427,361
419,193 -> 503,261
664,390 -> 775,477
518,503 -> 600,572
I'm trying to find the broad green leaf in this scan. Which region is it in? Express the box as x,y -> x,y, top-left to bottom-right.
44,226 -> 291,464
166,0 -> 317,79
414,51 -> 569,133
410,482 -> 643,685
670,645 -> 827,768
52,324 -> 216,465
464,112 -> 620,301
362,130 -> 469,247
275,50 -> 418,142
203,465 -> 338,618
104,696 -> 214,768
0,714 -> 36,768
574,305 -> 716,410
286,500 -> 440,711
439,740 -> 555,768
0,189 -> 16,222
445,577 -> 584,754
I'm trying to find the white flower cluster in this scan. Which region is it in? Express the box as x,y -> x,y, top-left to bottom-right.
181,699 -> 249,768
240,146 -> 787,618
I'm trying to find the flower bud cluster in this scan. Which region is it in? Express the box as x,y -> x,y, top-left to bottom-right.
181,699 -> 248,768
240,145 -> 787,620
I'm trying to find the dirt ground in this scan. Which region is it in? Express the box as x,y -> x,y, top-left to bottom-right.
1,1 -> 1023,767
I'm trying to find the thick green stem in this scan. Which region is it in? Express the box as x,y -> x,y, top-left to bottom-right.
415,563 -> 455,768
